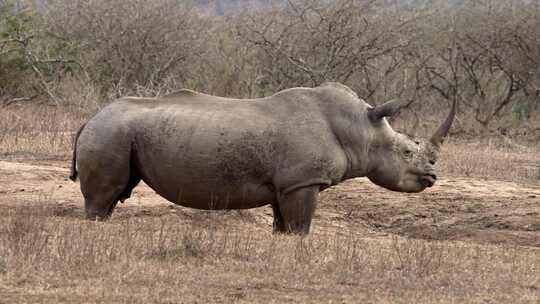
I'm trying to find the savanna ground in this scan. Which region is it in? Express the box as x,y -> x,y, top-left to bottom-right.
0,106 -> 539,304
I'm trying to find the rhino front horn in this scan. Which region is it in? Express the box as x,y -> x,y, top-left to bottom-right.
367,99 -> 407,122
430,99 -> 457,147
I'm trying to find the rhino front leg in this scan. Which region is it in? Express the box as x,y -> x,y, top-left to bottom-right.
83,183 -> 126,221
271,203 -> 286,233
274,186 -> 319,235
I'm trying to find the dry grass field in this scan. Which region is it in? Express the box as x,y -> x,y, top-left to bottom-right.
0,106 -> 539,303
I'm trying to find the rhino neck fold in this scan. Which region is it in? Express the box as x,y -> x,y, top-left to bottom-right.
332,123 -> 371,180
341,145 -> 370,179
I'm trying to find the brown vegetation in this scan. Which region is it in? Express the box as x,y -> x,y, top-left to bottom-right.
1,0 -> 539,302
1,0 -> 539,134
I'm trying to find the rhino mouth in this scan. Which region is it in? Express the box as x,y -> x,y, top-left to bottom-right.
419,173 -> 437,188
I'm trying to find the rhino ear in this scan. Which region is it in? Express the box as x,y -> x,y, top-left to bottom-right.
367,99 -> 405,122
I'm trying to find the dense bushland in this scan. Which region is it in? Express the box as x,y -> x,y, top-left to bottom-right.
1,0 -> 539,134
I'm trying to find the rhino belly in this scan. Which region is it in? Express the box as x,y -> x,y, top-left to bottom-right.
154,178 -> 275,210
132,139 -> 277,210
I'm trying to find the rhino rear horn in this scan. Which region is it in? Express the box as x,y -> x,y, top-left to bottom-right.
367,99 -> 405,122
430,99 -> 457,147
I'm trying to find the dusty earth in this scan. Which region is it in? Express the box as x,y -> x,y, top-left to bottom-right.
1,159 -> 539,247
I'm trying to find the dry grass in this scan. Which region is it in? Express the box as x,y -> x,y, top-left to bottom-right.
0,205 -> 539,303
0,105 -> 89,160
439,138 -> 540,184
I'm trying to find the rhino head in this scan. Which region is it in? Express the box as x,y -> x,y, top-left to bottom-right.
364,99 -> 456,193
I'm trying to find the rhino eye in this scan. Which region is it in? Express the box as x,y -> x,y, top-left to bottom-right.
404,149 -> 413,157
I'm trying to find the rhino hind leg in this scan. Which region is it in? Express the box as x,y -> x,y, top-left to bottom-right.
118,164 -> 141,203
82,164 -> 141,220
274,186 -> 319,235
83,183 -> 125,220
79,151 -> 141,220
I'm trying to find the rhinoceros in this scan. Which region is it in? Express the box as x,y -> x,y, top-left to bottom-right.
70,82 -> 456,234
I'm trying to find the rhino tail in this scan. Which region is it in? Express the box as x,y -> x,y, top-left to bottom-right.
69,123 -> 86,181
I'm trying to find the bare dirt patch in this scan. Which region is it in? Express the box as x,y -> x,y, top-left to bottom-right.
321,177 -> 540,247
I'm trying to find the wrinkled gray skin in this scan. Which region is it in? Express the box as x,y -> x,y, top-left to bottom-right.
70,82 -> 456,234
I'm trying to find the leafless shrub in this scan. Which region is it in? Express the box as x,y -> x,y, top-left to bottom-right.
236,0 -> 419,98
189,20 -> 263,97
232,0 -> 540,133
42,0 -> 208,98
1,0 -> 539,134
416,2 -> 540,131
